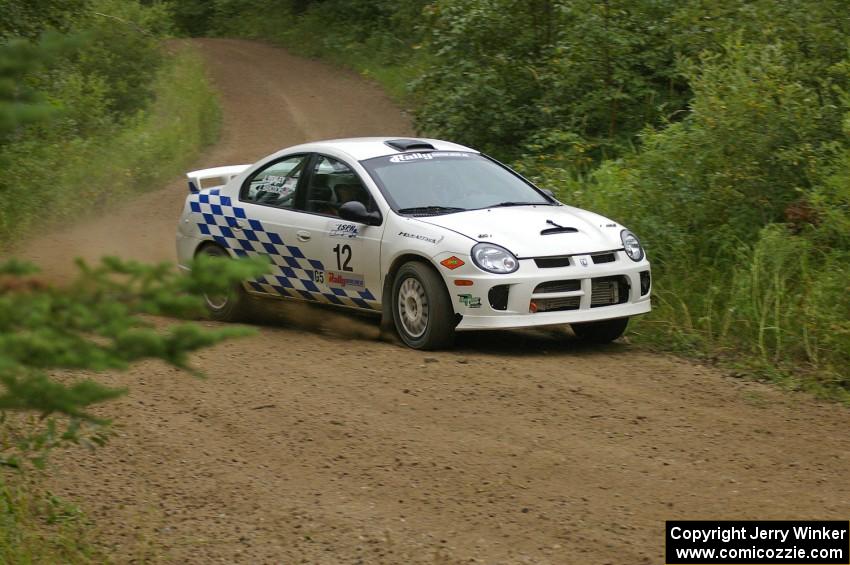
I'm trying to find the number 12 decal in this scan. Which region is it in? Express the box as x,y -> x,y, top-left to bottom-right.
333,244 -> 353,272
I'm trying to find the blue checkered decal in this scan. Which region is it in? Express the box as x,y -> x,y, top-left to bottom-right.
189,188 -> 377,310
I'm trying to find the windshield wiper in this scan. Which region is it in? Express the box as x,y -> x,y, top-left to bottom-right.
487,201 -> 553,208
397,206 -> 467,216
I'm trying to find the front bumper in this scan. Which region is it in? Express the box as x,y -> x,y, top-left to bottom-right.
437,250 -> 651,331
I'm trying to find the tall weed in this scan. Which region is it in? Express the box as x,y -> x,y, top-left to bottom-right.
0,475 -> 104,563
0,48 -> 220,246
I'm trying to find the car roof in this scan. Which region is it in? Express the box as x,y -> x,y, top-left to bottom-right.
276,137 -> 479,162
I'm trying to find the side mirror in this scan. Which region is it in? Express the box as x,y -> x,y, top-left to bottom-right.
338,201 -> 382,226
542,189 -> 555,198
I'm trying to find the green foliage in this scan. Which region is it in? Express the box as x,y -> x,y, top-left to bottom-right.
0,0 -> 216,246
0,253 -> 267,476
1,0 -> 172,143
669,0 -> 850,73
0,413 -> 110,471
0,46 -> 221,245
411,0 -> 850,160
0,480 -> 103,563
71,0 -> 171,117
0,33 -> 79,139
169,0 -> 216,37
655,39 -> 842,242
0,255 -> 267,423
738,247 -> 842,391
541,39 -> 850,388
413,0 -> 688,156
0,0 -> 88,39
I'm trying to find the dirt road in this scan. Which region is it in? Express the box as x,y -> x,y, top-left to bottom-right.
16,39 -> 850,564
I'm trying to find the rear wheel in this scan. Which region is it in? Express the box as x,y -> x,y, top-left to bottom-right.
197,244 -> 250,322
571,317 -> 629,343
391,262 -> 455,350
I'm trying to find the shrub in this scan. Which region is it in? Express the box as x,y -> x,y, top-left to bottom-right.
541,39 -> 850,387
0,46 -> 220,246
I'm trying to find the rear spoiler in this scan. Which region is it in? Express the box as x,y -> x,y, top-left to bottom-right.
186,164 -> 251,193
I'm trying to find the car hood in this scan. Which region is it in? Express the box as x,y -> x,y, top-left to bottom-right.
416,205 -> 622,258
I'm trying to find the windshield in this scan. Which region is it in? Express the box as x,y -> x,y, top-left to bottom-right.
361,152 -> 552,214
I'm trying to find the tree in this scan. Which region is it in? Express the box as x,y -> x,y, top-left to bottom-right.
0,255 -> 268,469
0,33 -> 76,140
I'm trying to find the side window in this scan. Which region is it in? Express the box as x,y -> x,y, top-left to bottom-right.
304,155 -> 372,217
241,154 -> 308,208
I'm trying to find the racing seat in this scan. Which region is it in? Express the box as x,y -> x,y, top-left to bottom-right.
333,183 -> 369,207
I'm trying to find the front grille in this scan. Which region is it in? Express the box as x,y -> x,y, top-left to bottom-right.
590,276 -> 630,307
535,252 -> 617,268
534,256 -> 571,268
488,285 -> 510,310
534,296 -> 580,312
533,279 -> 581,294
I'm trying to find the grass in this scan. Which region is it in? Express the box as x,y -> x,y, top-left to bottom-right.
0,476 -> 106,564
625,257 -> 850,404
0,45 -> 221,248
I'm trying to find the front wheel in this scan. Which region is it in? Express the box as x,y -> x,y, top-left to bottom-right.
197,244 -> 250,322
571,317 -> 629,344
391,262 -> 455,350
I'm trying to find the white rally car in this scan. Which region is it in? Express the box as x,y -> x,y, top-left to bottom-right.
176,137 -> 651,349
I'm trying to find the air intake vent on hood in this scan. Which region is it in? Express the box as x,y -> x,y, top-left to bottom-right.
540,226 -> 578,235
385,138 -> 436,152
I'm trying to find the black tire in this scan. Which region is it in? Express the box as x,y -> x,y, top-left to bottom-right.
571,317 -> 629,344
197,244 -> 250,322
391,261 -> 455,350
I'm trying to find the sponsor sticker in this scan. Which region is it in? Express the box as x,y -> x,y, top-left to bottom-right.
327,221 -> 359,238
388,151 -> 471,163
317,270 -> 366,290
398,231 -> 443,245
260,175 -> 297,195
440,256 -> 465,270
265,174 -> 288,185
457,293 -> 482,308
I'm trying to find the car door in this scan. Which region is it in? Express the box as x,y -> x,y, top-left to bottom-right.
289,154 -> 384,311
234,153 -> 331,302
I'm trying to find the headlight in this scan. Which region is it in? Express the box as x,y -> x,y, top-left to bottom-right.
620,229 -> 644,262
471,242 -> 519,274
